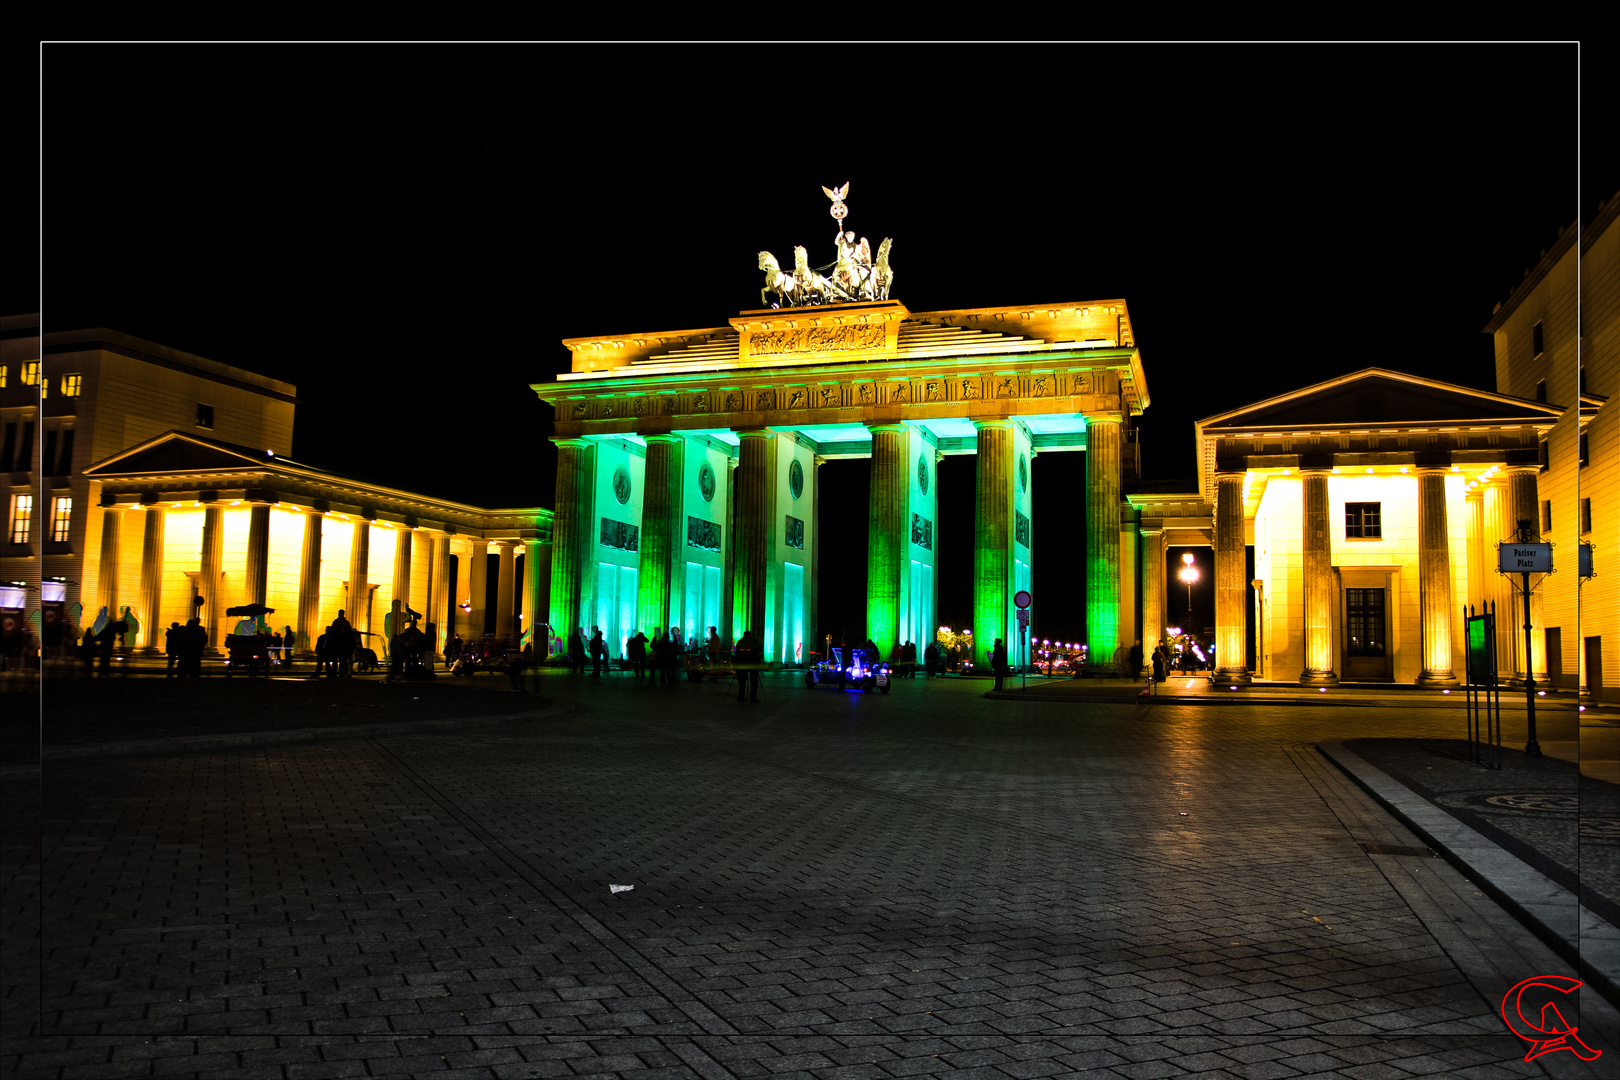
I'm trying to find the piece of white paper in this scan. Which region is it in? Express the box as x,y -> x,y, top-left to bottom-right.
609,884 -> 633,894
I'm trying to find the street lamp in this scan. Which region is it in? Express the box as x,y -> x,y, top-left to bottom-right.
1179,553 -> 1199,624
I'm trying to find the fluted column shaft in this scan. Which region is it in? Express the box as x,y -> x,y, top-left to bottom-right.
430,534 -> 451,652
348,518 -> 371,637
137,507 -> 165,650
467,541 -> 488,639
637,435 -> 682,639
1505,466 -> 1546,682
495,541 -> 517,642
973,421 -> 1013,665
97,508 -> 122,617
1465,489 -> 1485,611
548,439 -> 594,640
1086,419 -> 1122,665
199,503 -> 224,649
867,424 -> 909,653
1300,469 -> 1337,683
1483,482 -> 1514,675
297,511 -> 324,654
811,456 -> 824,647
731,430 -> 774,641
524,538 -> 548,649
1417,468 -> 1458,685
1214,471 -> 1251,682
1141,528 -> 1164,656
245,503 -> 271,613
392,528 -> 412,611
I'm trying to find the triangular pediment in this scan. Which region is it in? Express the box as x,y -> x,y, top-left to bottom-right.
1200,369 -> 1563,431
83,431 -> 273,476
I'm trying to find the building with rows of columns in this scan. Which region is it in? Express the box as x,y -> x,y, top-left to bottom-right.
531,298 -> 1149,667
1,318 -> 551,658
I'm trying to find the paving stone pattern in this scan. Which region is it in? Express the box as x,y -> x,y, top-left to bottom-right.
3,676 -> 1612,1077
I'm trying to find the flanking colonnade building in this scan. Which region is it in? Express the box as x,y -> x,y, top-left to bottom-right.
532,299 -> 1149,666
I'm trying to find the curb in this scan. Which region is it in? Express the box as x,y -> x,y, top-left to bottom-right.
5,699 -> 577,771
1317,740 -> 1620,1010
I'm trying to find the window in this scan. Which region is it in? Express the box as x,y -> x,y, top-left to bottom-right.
56,429 -> 73,476
50,497 -> 71,542
1580,431 -> 1589,468
1532,321 -> 1544,358
1345,502 -> 1382,539
21,361 -> 39,386
8,494 -> 32,543
1539,437 -> 1549,470
40,378 -> 48,400
0,366 -> 6,388
1581,498 -> 1593,535
1346,588 -> 1386,656
1535,378 -> 1546,403
1541,500 -> 1552,533
62,373 -> 82,397
196,403 -> 214,428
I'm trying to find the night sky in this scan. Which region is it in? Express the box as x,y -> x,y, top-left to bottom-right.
22,44 -> 1606,645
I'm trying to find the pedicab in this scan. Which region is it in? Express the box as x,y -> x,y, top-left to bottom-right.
224,604 -> 275,677
804,645 -> 890,693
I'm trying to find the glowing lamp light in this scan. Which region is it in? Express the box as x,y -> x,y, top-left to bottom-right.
1319,687 -> 1326,693
1442,689 -> 1450,694
1365,467 -> 1374,474
1538,690 -> 1546,697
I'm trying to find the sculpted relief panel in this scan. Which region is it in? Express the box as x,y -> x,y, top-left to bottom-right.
750,323 -> 885,357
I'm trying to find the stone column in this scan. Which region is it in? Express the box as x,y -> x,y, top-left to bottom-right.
348,517 -> 371,637
867,424 -> 909,653
637,434 -> 683,640
1482,480 -> 1514,675
430,533 -> 452,654
731,430 -> 774,641
1416,466 -> 1458,685
524,538 -> 548,649
973,420 -> 1013,664
1465,487 -> 1485,612
297,511 -> 324,655
245,503 -> 271,612
199,502 -> 224,649
1214,471 -> 1251,683
1300,468 -> 1337,684
392,527 -> 412,612
1141,527 -> 1164,660
96,507 -> 122,618
137,506 -> 165,651
548,438 -> 595,641
810,455 -> 824,647
1086,417 -> 1122,666
1505,465 -> 1546,684
467,541 -> 488,640
495,540 -> 517,643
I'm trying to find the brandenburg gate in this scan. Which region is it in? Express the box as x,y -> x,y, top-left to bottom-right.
532,186 -> 1149,665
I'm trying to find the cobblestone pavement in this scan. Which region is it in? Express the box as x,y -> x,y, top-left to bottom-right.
4,674 -> 1616,1078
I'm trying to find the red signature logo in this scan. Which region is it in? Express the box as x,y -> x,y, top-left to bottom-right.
1501,976 -> 1602,1061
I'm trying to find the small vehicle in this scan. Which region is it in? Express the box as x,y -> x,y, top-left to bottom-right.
452,638 -> 516,676
354,647 -> 379,674
685,647 -> 733,682
804,646 -> 890,693
223,633 -> 271,677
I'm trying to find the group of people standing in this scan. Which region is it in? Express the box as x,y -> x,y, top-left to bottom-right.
313,610 -> 359,677
620,626 -> 690,685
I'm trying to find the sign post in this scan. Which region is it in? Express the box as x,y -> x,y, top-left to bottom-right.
1498,526 -> 1554,757
1014,590 -> 1032,692
1464,602 -> 1500,769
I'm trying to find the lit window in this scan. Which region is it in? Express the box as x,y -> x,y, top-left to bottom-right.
8,494 -> 32,543
62,373 -> 82,397
1345,502 -> 1381,539
50,497 -> 71,542
0,366 -> 6,388
196,403 -> 214,429
21,361 -> 39,386
40,378 -> 48,399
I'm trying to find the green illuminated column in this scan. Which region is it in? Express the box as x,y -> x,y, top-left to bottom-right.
1085,417 -> 1122,665
973,420 -> 1013,666
732,430 -> 776,642
1416,466 -> 1457,685
637,434 -> 684,639
866,424 -> 908,652
1214,470 -> 1252,683
548,438 -> 595,639
138,505 -> 165,652
524,537 -> 548,648
1505,465 -> 1545,685
1300,468 -> 1337,684
810,455 -> 824,647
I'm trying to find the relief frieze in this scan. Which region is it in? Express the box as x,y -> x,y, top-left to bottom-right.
750,323 -> 885,357
788,389 -> 806,409
757,389 -> 777,410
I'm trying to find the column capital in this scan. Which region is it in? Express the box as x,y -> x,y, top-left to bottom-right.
1140,526 -> 1163,538
735,428 -> 773,440
550,436 -> 593,449
1414,463 -> 1454,477
865,422 -> 907,435
1500,462 -> 1540,476
1297,465 -> 1332,477
972,419 -> 1013,432
643,433 -> 683,446
1084,411 -> 1125,426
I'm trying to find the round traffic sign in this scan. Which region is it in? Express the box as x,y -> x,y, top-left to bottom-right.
1014,590 -> 1032,609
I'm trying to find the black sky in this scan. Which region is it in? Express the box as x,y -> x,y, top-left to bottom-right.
23,43 -> 1607,644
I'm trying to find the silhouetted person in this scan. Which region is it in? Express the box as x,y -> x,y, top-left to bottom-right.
589,627 -> 606,676
165,622 -> 181,677
568,628 -> 585,675
628,630 -> 648,679
178,618 -> 206,678
734,630 -> 761,702
991,638 -> 1007,691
